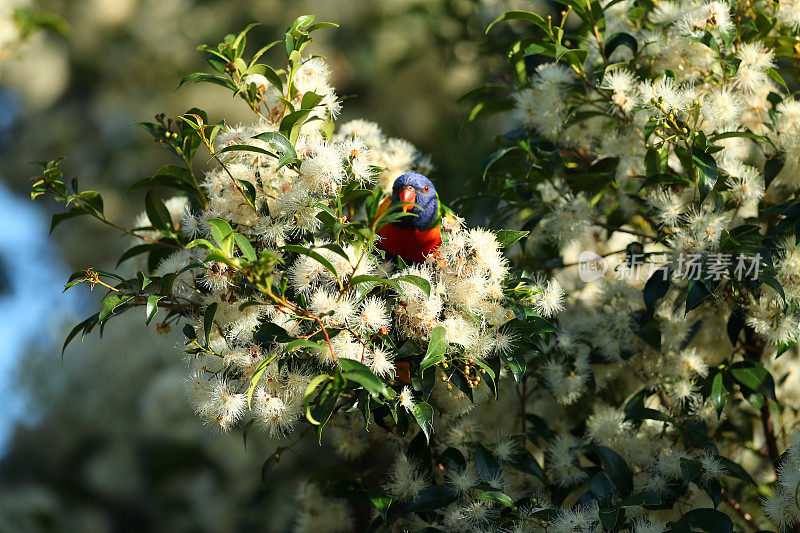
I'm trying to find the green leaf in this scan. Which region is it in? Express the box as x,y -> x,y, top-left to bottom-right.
405,485 -> 458,513
505,449 -> 545,481
233,233 -> 257,262
680,508 -> 733,533
232,23 -> 259,56
643,268 -> 670,315
711,371 -> 727,416
760,271 -> 786,304
261,448 -> 283,482
764,155 -> 785,187
495,229 -> 529,248
207,217 -> 233,244
396,275 -> 432,297
481,147 -> 520,179
624,389 -> 674,425
50,207 -> 88,234
350,275 -> 401,292
338,358 -> 390,399
257,64 -> 284,92
486,10 -> 549,34
306,21 -> 339,32
726,306 -> 745,346
144,190 -> 173,232
595,446 -> 633,497
309,377 -> 342,443
619,491 -> 660,507
283,244 -> 340,284
500,351 -> 526,384
300,91 -> 324,109
62,315 -> 98,356
634,326 -> 661,354
122,165 -> 197,198
730,361 -> 776,401
591,472 -> 615,505
527,315 -> 558,334
522,42 -> 547,56
463,99 -> 514,128
407,429 -> 433,476
643,117 -> 659,141
186,238 -> 216,250
419,326 -> 447,374
476,490 -> 514,507
767,67 -> 788,92
207,218 -> 234,256
303,374 -> 333,423
709,131 -> 771,144
291,14 -> 314,31
598,508 -> 621,530
253,322 -> 295,345
145,295 -> 163,325
252,131 -> 299,170
279,109 -> 312,142
252,131 -> 296,155
680,457 -> 703,485
99,293 -> 132,322
116,244 -> 162,267
717,456 -> 755,486
692,148 -> 718,202
475,443 -> 502,482
410,402 -> 434,443
440,447 -> 467,472
77,190 -> 104,215
237,179 -> 257,208
203,302 -> 217,348
283,338 -> 325,352
366,488 -> 392,522
604,32 -> 638,57
645,147 -> 668,178
177,72 -> 238,92
247,352 -> 279,408
686,279 -> 716,313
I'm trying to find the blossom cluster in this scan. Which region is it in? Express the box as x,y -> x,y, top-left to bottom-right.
469,0 -> 800,529
131,54 -> 521,443
35,5 -> 800,530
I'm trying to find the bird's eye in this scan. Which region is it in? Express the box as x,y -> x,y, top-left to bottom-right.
424,185 -> 430,192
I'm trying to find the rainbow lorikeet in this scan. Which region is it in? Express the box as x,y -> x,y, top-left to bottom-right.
374,172 -> 447,263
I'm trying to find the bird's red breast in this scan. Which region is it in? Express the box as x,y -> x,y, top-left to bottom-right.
377,223 -> 442,263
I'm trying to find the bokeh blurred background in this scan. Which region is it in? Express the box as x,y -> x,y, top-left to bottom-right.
0,0 -> 552,530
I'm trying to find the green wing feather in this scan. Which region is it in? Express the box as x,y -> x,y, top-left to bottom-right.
426,192 -> 452,230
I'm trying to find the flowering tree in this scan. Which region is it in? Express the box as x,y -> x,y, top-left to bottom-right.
460,0 -> 800,531
30,15 -> 560,532
30,3 -> 800,531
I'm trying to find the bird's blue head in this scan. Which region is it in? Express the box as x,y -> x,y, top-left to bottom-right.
390,173 -> 439,230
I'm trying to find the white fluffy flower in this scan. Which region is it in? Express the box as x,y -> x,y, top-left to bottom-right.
777,0 -> 800,30
384,455 -> 429,501
190,375 -> 247,431
398,386 -> 415,411
367,347 -> 395,378
355,297 -> 390,332
300,141 -> 346,192
602,69 -> 639,113
541,194 -> 594,247
532,279 -> 565,318
702,86 -> 743,131
724,162 -> 764,205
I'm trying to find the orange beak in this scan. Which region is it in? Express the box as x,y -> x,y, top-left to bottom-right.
399,186 -> 416,212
